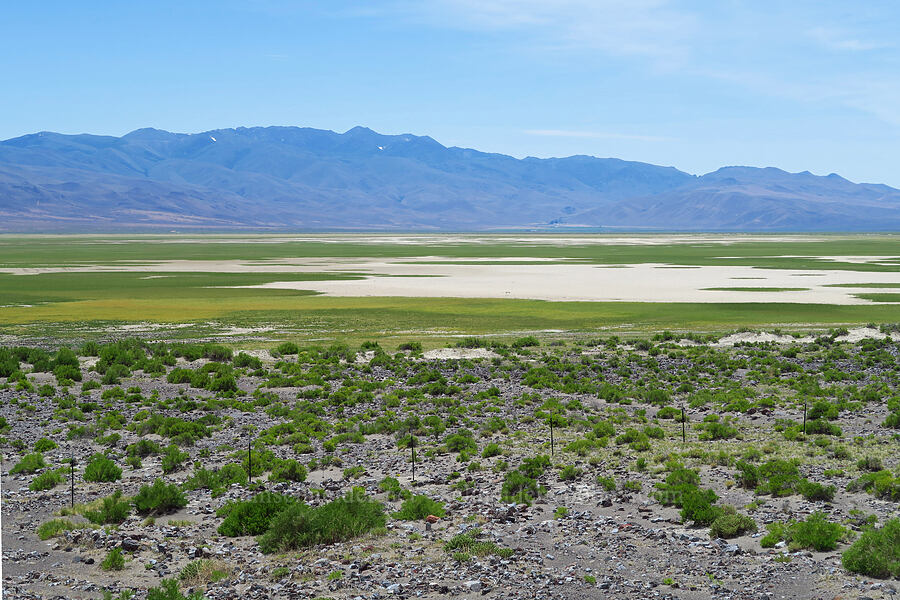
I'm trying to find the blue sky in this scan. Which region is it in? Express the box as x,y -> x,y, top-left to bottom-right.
3,1 -> 899,185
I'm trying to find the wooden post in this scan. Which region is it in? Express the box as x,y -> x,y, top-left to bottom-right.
550,418 -> 554,456
410,424 -> 416,485
802,400 -> 807,435
681,406 -> 686,443
70,445 -> 75,508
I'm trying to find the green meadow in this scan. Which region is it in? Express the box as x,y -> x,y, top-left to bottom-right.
1,234 -> 899,343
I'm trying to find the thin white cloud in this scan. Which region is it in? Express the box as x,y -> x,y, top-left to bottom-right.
346,1 -> 900,129
413,0 -> 698,64
807,26 -> 891,52
524,129 -> 674,142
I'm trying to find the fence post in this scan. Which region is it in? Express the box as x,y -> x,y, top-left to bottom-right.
550,419 -> 554,456
410,425 -> 416,485
803,400 -> 807,435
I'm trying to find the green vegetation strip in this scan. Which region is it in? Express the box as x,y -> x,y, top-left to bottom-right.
2,296 -> 900,343
702,287 -> 809,292
2,234 -> 900,272
853,294 -> 900,303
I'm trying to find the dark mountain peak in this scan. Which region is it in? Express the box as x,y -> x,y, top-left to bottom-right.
339,125 -> 378,139
124,127 -> 169,136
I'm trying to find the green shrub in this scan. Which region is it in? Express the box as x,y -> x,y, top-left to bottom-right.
501,469 -> 542,505
593,420 -> 616,438
643,425 -> 665,439
699,421 -> 738,441
762,512 -> 848,551
519,455 -> 551,479
11,452 -> 46,474
84,490 -> 131,525
798,479 -> 836,502
378,476 -> 409,501
398,341 -> 423,353
36,518 -> 89,540
54,364 -> 82,384
233,352 -> 262,369
709,511 -> 757,539
127,439 -> 162,457
734,460 -> 759,489
393,495 -> 446,520
274,342 -> 299,355
656,406 -> 680,420
161,444 -> 189,474
680,488 -> 722,526
30,469 -> 64,491
559,465 -> 582,481
841,518 -> 900,578
147,578 -> 205,600
101,364 -> 130,385
857,456 -> 884,472
218,492 -> 296,537
564,438 -> 594,457
133,478 -> 188,515
884,411 -> 900,429
804,419 -> 842,436
654,467 -> 701,506
241,448 -> 276,477
83,454 -> 122,482
101,547 -> 125,571
270,459 -> 308,482
444,430 -> 477,454
183,464 -> 247,496
343,465 -> 365,480
481,443 -> 502,458
622,479 -> 642,493
756,459 -> 801,497
760,522 -> 789,548
257,489 -> 385,553
848,470 -> 900,501
33,437 -> 58,452
596,475 -> 616,491
443,528 -> 514,559
179,559 -> 229,586
790,511 -> 847,551
511,336 -> 539,348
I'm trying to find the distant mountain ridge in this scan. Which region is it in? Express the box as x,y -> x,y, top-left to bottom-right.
1,125 -> 898,232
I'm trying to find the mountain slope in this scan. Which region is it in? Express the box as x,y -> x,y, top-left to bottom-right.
0,126 -> 897,231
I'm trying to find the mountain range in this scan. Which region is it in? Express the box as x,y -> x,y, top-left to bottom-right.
1,125 -> 898,232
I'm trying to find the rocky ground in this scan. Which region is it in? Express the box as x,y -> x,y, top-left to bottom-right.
2,333 -> 900,599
